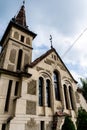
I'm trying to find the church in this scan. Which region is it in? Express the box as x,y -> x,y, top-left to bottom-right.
0,2 -> 87,130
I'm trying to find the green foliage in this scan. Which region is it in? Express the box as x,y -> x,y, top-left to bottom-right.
76,107 -> 87,130
62,116 -> 76,130
80,78 -> 87,101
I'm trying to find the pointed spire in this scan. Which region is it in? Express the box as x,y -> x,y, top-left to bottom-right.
14,2 -> 28,28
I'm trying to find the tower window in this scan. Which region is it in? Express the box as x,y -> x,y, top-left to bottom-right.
2,124 -> 6,130
46,79 -> 51,107
38,77 -> 43,106
17,49 -> 23,70
4,80 -> 12,112
20,35 -> 24,42
14,81 -> 19,96
40,121 -> 44,130
53,71 -> 60,100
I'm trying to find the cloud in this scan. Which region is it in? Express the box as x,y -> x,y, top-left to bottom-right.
0,0 -> 87,82
29,0 -> 87,36
32,23 -> 87,81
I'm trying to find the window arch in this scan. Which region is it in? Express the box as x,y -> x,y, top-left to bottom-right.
46,79 -> 51,107
69,86 -> 75,110
17,49 -> 23,70
38,77 -> 43,106
53,71 -> 60,100
63,84 -> 69,109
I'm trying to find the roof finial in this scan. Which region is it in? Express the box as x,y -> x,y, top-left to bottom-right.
50,35 -> 53,48
23,0 -> 25,5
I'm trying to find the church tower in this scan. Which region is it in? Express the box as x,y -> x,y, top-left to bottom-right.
0,3 -> 36,72
1,1 -> 85,130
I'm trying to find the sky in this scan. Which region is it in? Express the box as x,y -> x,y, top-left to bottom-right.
0,0 -> 87,83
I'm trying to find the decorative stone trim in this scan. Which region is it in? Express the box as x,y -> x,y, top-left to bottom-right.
57,63 -> 66,71
7,64 -> 14,71
26,37 -> 30,45
44,58 -> 55,65
36,66 -> 44,71
9,49 -> 16,63
27,80 -> 36,95
62,76 -> 73,83
75,91 -> 80,103
46,122 -> 52,130
26,101 -> 36,115
27,118 -> 36,127
24,54 -> 29,66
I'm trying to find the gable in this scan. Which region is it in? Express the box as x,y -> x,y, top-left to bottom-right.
28,48 -> 77,83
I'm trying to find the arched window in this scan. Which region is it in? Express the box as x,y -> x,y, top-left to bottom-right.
39,77 -> 43,106
5,80 -> 12,112
46,79 -> 51,107
69,86 -> 75,110
17,49 -> 23,70
63,84 -> 69,109
53,71 -> 60,100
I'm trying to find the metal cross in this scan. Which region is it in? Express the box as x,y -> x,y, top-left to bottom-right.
50,35 -> 53,48
23,0 -> 25,5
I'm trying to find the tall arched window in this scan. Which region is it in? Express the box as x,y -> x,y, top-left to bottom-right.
17,49 -> 23,70
53,71 -> 60,100
69,86 -> 75,110
39,77 -> 43,106
46,79 -> 51,107
63,84 -> 69,109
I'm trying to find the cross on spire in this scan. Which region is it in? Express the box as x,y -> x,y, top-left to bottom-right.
50,35 -> 53,48
23,0 -> 25,5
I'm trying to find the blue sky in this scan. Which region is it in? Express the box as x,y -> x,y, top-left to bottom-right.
0,0 -> 87,82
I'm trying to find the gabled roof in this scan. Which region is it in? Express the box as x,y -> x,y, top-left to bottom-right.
29,48 -> 55,67
27,47 -> 77,83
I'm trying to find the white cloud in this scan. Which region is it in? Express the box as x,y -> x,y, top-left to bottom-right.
32,23 -> 87,81
0,0 -> 87,82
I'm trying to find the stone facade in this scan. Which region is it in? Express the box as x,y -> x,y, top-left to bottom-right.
0,3 -> 87,130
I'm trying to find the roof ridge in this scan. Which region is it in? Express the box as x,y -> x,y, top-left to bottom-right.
28,48 -> 55,67
27,47 -> 77,83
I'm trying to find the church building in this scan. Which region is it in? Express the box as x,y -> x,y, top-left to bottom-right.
0,2 -> 87,130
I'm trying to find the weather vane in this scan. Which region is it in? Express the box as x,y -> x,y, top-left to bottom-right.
50,35 -> 53,48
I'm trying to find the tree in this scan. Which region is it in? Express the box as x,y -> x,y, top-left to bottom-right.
76,107 -> 87,130
62,116 -> 76,130
80,78 -> 87,101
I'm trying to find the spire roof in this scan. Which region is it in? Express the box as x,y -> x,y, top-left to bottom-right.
13,4 -> 28,28
0,1 -> 37,46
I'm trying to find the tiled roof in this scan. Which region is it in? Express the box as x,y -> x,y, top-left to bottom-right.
14,5 -> 27,28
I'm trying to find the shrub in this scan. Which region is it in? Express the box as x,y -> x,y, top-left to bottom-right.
62,116 -> 76,130
76,107 -> 87,130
